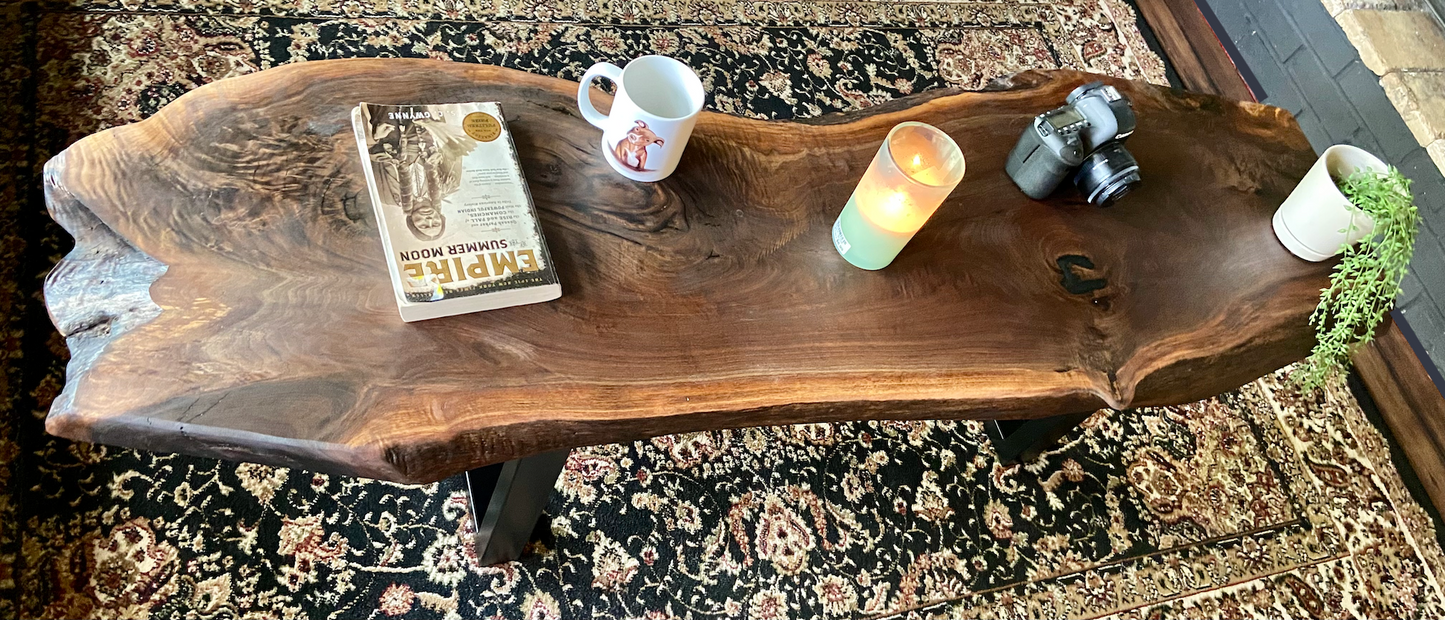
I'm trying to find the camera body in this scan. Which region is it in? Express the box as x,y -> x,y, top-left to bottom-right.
1005,82 -> 1141,206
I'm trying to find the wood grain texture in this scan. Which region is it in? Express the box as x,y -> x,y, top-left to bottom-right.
1354,321 -> 1445,515
1135,0 -> 1256,102
43,59 -> 1328,483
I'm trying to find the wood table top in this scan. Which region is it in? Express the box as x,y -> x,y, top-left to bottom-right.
42,59 -> 1329,483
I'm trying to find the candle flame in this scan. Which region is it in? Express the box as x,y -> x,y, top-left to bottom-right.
911,153 -> 922,169
884,192 -> 908,216
858,188 -> 924,234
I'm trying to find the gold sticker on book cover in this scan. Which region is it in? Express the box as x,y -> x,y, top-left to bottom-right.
463,112 -> 501,142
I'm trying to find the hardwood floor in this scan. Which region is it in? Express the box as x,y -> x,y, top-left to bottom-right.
1133,0 -> 1255,101
1133,0 -> 1445,515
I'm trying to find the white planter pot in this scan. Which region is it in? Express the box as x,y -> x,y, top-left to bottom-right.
1272,144 -> 1387,262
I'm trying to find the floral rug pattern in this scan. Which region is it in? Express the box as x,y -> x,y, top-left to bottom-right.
1,0 -> 1443,618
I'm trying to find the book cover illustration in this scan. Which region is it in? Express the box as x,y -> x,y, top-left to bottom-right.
356,101 -> 559,305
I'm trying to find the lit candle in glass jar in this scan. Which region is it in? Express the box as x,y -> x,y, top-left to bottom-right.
832,122 -> 966,270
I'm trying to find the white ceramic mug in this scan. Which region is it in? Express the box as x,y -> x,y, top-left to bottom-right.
577,56 -> 705,182
1273,144 -> 1386,261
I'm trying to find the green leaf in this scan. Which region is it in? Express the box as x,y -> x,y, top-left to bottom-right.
1297,166 -> 1419,392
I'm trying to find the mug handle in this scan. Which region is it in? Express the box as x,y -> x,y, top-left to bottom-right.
577,62 -> 623,130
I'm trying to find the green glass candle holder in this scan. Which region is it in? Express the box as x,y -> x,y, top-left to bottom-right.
832,122 -> 966,270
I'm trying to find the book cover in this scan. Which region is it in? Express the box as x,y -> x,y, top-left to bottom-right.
351,101 -> 561,321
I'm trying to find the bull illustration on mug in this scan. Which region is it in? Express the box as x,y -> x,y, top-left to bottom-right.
611,120 -> 665,172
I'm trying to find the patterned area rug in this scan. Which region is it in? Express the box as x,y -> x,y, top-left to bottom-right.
3,1 -> 1445,618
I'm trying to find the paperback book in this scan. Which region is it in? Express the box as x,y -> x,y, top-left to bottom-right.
351,101 -> 561,321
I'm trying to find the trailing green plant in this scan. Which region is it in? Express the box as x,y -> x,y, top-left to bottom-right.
1297,167 -> 1419,392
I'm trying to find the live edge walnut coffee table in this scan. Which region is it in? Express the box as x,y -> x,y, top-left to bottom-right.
43,59 -> 1329,564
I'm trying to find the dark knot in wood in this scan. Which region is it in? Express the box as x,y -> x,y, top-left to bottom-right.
1057,255 -> 1108,295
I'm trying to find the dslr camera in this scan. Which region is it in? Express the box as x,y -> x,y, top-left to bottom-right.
1005,81 -> 1141,207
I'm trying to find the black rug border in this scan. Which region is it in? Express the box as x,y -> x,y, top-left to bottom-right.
1120,0 -> 1186,90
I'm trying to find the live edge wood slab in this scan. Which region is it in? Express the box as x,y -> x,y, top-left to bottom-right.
43,59 -> 1329,484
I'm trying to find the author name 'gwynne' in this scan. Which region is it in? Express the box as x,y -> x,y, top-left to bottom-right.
386,110 -> 440,121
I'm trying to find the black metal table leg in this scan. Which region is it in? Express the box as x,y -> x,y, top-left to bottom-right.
987,411 -> 1096,465
465,449 -> 570,565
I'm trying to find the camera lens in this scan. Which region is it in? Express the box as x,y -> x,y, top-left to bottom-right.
1073,143 -> 1141,207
